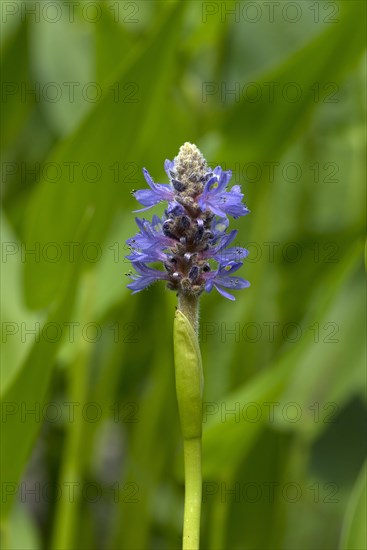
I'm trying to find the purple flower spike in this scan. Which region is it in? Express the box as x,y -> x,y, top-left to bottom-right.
126,143 -> 250,299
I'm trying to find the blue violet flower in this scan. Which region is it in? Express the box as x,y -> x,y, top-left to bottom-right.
126,143 -> 250,300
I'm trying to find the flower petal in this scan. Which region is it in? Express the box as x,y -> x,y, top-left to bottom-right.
133,189 -> 162,209
133,168 -> 175,210
213,283 -> 236,301
142,168 -> 155,188
216,246 -> 249,262
164,159 -> 175,178
215,276 -> 250,290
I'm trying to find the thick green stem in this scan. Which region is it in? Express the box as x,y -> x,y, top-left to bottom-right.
183,438 -> 202,550
178,293 -> 199,335
176,295 -> 202,550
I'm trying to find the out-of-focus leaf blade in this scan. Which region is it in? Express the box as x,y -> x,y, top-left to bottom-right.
219,1 -> 366,163
272,274 -> 365,440
1,19 -> 33,151
0,209 -> 93,521
95,2 -> 134,83
202,241 -> 363,478
202,355 -> 292,479
339,461 -> 367,550
0,213 -> 40,396
23,2 -> 185,310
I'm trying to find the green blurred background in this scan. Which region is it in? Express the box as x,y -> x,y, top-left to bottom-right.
1,1 -> 366,549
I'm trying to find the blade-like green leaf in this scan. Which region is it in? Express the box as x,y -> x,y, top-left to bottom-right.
219,0 -> 366,164
95,2 -> 134,83
202,240 -> 363,478
202,354 -> 293,479
0,213 -> 39,396
0,208 -> 93,521
23,2 -> 185,309
0,19 -> 33,151
339,461 -> 367,550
